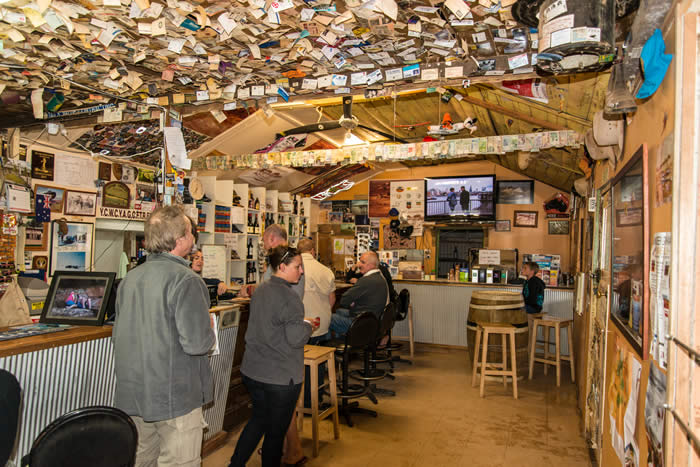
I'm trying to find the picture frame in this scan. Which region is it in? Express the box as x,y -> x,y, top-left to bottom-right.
64,190 -> 97,216
39,271 -> 116,326
495,220 -> 511,232
102,181 -> 131,209
496,180 -> 535,205
35,185 -> 65,213
25,221 -> 49,251
615,207 -> 643,227
32,255 -> 48,270
548,220 -> 570,235
49,221 -> 94,276
513,210 -> 538,228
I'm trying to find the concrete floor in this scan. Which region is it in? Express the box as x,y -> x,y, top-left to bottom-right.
203,344 -> 591,467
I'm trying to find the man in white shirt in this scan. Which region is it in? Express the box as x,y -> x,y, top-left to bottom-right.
297,238 -> 335,344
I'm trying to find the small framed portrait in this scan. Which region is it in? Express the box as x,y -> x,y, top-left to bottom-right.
513,210 -> 538,228
25,221 -> 49,251
64,190 -> 97,217
35,185 -> 65,213
548,220 -> 570,235
495,220 -> 511,232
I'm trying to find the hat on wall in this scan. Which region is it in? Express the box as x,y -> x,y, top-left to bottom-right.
188,177 -> 204,201
585,130 -> 617,167
388,207 -> 399,217
592,111 -> 624,148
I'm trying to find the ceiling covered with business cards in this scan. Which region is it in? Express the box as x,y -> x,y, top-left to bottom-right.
0,0 -> 630,128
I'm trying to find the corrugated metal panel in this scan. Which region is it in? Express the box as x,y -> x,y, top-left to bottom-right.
203,324 -> 238,441
0,337 -> 116,463
392,283 -> 574,353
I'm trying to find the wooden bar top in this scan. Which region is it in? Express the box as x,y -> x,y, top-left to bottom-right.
393,279 -> 574,290
0,325 -> 113,358
209,299 -> 250,314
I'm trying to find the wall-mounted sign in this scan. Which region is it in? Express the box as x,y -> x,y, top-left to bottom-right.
102,181 -> 131,209
98,207 -> 150,221
31,151 -> 55,181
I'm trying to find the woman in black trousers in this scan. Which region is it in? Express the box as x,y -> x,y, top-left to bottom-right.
229,246 -> 318,467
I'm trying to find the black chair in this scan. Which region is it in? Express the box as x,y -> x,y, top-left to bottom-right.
333,312 -> 380,427
352,302 -> 397,397
21,406 -> 138,467
387,289 -> 413,365
1,370 -> 21,466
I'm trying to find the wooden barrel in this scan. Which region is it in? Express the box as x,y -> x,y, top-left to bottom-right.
467,290 -> 529,379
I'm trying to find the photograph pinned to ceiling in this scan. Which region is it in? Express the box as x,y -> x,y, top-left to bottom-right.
382,225 -> 417,250
64,190 -> 97,217
31,150 -> 55,181
513,210 -> 538,228
655,133 -> 673,207
71,122 -> 209,166
35,185 -> 64,213
369,180 -> 391,218
644,362 -> 666,467
496,180 -> 534,204
24,219 -> 48,251
237,166 -> 299,186
49,221 -> 93,276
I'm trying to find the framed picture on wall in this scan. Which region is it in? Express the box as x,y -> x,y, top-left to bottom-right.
35,185 -> 65,213
25,221 -> 49,251
64,190 -> 97,216
548,220 -> 570,235
496,180 -> 534,204
495,220 -> 511,232
513,210 -> 538,228
49,221 -> 94,276
615,207 -> 643,227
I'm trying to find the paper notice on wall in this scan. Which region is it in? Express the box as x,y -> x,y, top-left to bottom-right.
333,238 -> 345,255
164,126 -> 191,169
202,244 -> 227,282
644,363 -> 666,464
54,153 -> 97,189
231,206 -> 245,225
649,232 -> 671,367
608,337 -> 642,467
478,249 -> 501,265
222,233 -> 238,250
389,180 -> 424,236
344,239 -> 356,256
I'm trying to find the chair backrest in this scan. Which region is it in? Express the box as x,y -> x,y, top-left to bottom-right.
345,312 -> 379,349
22,405 -> 138,467
0,369 -> 21,466
378,302 -> 395,338
395,289 -> 410,322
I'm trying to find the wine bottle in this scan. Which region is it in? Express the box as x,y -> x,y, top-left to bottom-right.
251,263 -> 257,284
293,195 -> 298,214
300,202 -> 305,216
247,238 -> 253,259
254,197 -> 260,210
247,213 -> 252,234
253,215 -> 259,234
248,191 -> 254,209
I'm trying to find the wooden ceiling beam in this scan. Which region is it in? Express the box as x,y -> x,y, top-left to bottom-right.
454,92 -> 566,131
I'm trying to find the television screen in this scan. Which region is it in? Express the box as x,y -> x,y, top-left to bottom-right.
40,271 -> 116,326
425,175 -> 496,220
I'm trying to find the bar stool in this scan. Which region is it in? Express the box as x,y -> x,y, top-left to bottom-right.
471,322 -> 518,399
528,316 -> 575,386
296,345 -> 341,457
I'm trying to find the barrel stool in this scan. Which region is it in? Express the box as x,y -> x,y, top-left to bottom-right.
295,345 -> 340,457
528,316 -> 575,387
467,290 -> 529,379
471,323 -> 518,399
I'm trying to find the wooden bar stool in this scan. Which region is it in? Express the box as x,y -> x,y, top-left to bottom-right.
471,323 -> 518,399
528,316 -> 575,386
295,345 -> 340,457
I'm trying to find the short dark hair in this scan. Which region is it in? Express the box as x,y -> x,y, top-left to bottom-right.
268,246 -> 300,272
523,261 -> 540,273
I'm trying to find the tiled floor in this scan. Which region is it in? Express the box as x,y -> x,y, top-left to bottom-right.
203,344 -> 591,467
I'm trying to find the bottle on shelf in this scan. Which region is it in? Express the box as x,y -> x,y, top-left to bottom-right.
253,215 -> 259,234
254,197 -> 260,210
246,238 -> 253,259
300,202 -> 305,216
247,213 -> 252,234
250,262 -> 257,283
288,220 -> 293,236
248,191 -> 254,209
293,195 -> 298,215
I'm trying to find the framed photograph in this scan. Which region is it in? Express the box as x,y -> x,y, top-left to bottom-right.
496,180 -> 534,205
35,185 -> 65,213
328,211 -> 343,224
98,162 -> 112,181
102,181 -> 131,209
64,190 -> 97,216
513,210 -> 538,228
49,221 -> 94,276
40,271 -> 116,326
548,220 -> 570,235
31,150 -> 55,181
32,255 -> 48,270
495,220 -> 511,232
616,207 -> 643,227
25,221 -> 49,251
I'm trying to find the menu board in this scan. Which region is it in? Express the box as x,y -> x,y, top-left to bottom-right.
201,244 -> 227,283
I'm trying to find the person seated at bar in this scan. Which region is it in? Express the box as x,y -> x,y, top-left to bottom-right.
190,248 -> 236,300
228,246 -> 319,467
330,251 -> 389,338
522,261 -> 546,343
113,205 -> 214,466
345,255 -> 397,303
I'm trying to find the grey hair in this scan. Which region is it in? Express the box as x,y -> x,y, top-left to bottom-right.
362,250 -> 379,268
263,224 -> 287,241
145,205 -> 190,254
296,238 -> 314,253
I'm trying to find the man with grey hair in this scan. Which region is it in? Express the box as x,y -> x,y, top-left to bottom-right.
113,205 -> 214,467
329,251 -> 389,337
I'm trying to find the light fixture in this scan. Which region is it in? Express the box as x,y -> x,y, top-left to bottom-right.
342,131 -> 366,147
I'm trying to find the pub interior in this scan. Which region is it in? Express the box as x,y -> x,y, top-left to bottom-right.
0,0 -> 698,466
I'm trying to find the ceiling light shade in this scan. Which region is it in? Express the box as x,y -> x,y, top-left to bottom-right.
343,132 -> 366,146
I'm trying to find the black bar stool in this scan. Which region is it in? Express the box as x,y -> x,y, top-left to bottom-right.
388,289 -> 414,363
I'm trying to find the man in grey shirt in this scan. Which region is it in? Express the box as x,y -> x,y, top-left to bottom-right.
113,206 -> 214,467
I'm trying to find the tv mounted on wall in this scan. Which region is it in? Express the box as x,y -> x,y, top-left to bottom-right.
424,175 -> 496,221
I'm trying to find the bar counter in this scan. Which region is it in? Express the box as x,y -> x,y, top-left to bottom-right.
0,300 -> 250,463
390,279 -> 574,352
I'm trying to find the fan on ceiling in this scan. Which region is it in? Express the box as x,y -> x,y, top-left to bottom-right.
275,96 -> 408,144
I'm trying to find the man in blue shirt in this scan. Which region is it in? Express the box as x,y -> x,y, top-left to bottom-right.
522,261 -> 546,356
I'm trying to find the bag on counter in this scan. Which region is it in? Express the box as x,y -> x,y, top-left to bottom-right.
0,277 -> 32,327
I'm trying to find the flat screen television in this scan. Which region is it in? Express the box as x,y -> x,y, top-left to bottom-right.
424,175 -> 496,221
40,271 -> 116,326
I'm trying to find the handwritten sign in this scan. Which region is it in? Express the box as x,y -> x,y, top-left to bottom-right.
202,244 -> 227,283
478,249 -> 501,265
